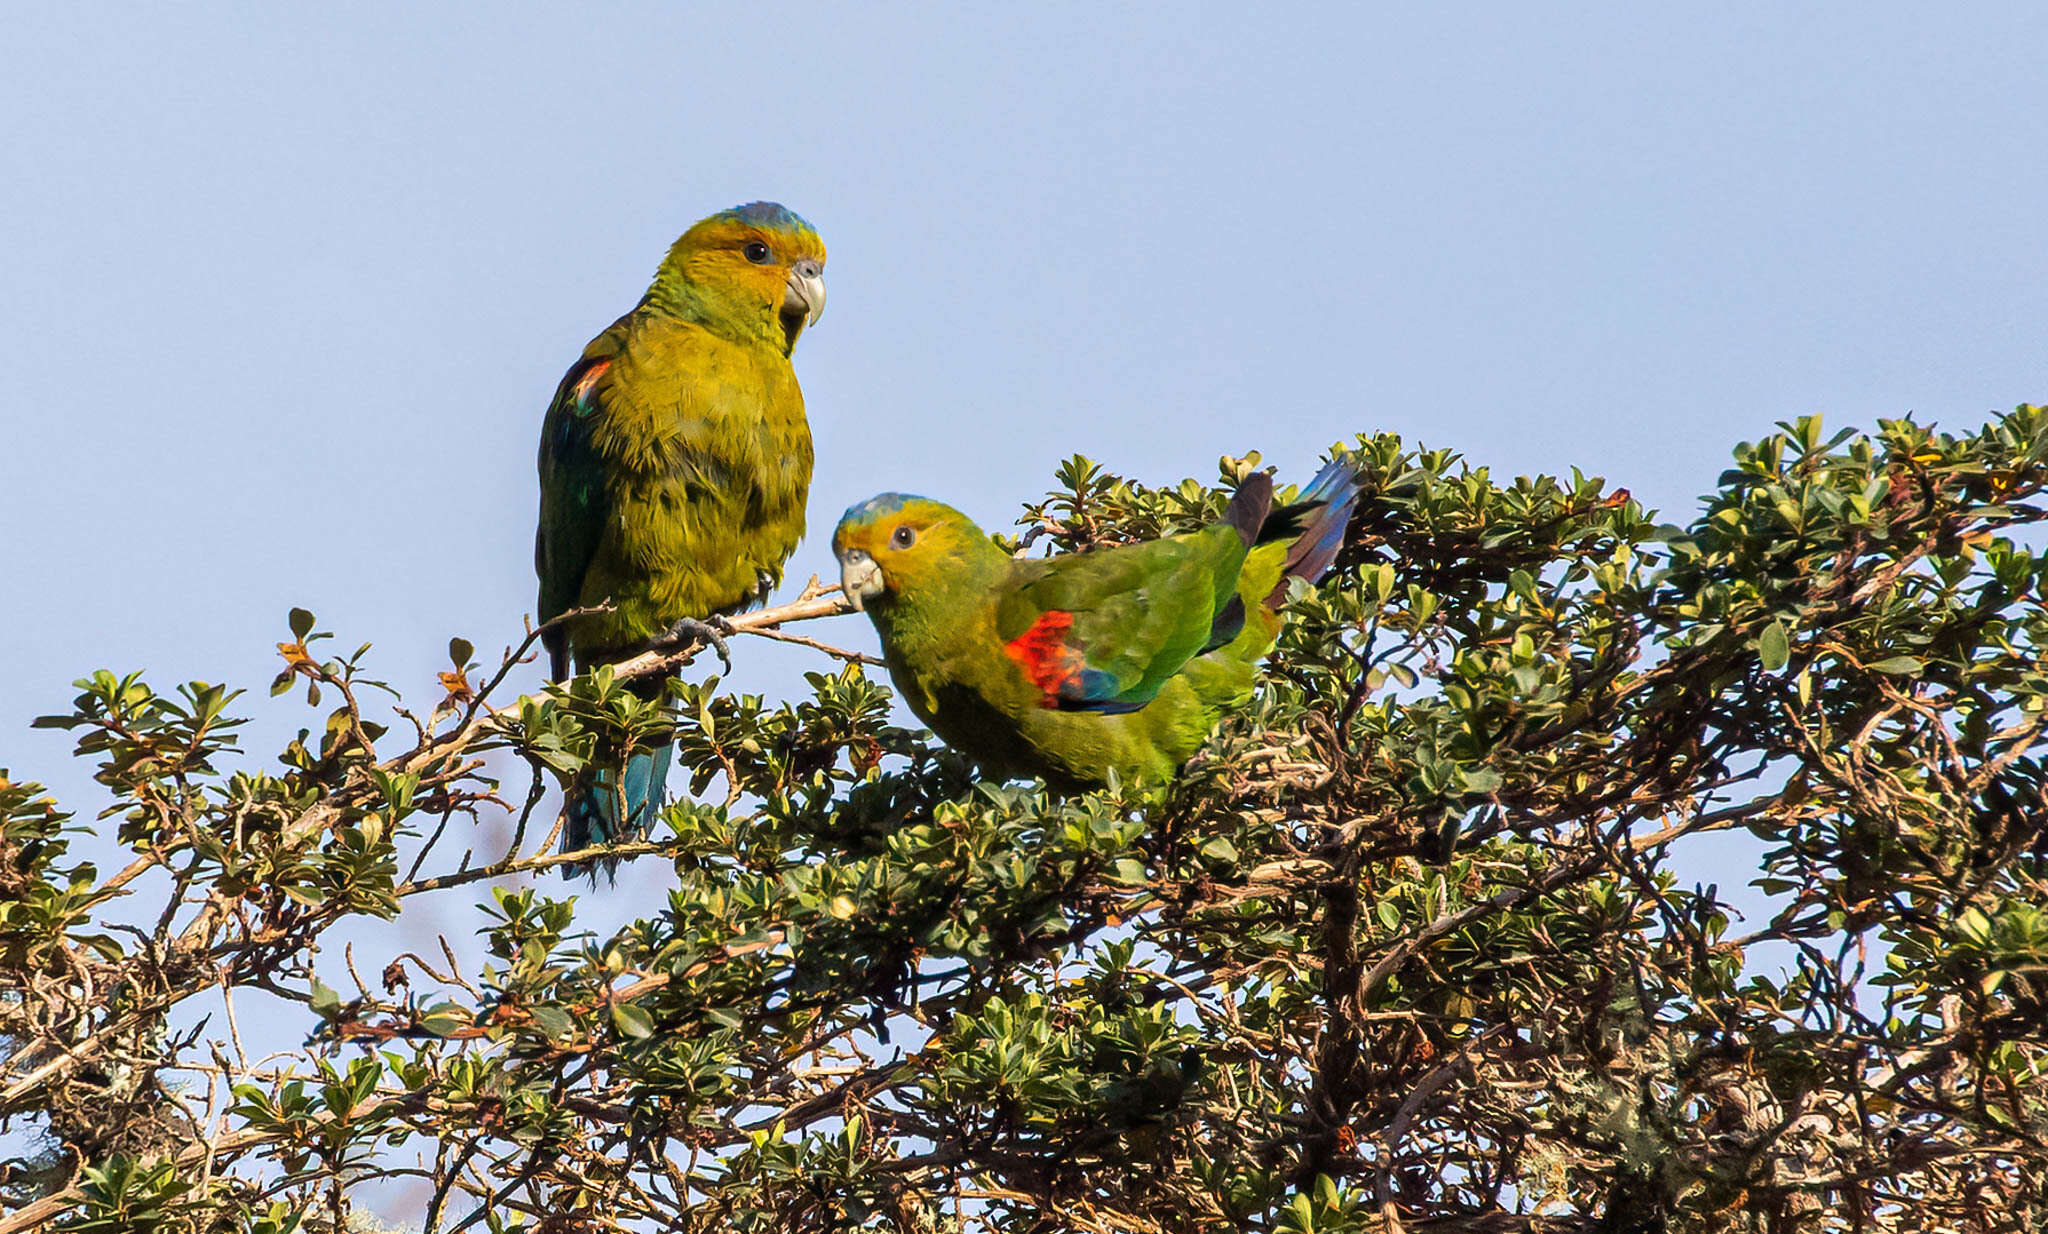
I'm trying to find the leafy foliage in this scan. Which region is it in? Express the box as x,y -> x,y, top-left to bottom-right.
6,408 -> 2048,1232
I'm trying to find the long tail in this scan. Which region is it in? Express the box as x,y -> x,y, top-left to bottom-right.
1263,455 -> 1363,608
563,742 -> 672,877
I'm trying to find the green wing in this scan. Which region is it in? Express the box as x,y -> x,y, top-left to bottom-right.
994,523 -> 1248,713
534,322 -> 628,680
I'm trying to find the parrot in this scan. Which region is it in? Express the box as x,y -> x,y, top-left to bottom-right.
535,201 -> 826,861
831,457 -> 1361,791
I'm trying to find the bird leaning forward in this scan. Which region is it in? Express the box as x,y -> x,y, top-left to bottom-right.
832,455 -> 1362,791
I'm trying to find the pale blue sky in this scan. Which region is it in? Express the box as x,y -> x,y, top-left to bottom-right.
4,5 -> 2047,969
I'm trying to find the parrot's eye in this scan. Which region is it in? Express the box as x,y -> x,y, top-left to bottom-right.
743,241 -> 774,265
890,525 -> 917,550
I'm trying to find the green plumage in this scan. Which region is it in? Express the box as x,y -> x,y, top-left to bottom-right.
834,459 -> 1360,791
536,202 -> 826,854
535,308 -> 812,659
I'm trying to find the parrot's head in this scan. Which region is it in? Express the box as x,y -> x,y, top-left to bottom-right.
834,494 -> 995,613
656,201 -> 826,354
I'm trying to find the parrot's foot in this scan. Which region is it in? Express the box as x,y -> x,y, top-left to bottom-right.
659,615 -> 735,671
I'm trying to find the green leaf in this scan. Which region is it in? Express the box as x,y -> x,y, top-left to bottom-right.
1758,620 -> 1790,671
611,1003 -> 655,1040
289,607 -> 316,640
528,1004 -> 576,1042
1867,656 -> 1925,675
307,977 -> 342,1018
1461,767 -> 1502,794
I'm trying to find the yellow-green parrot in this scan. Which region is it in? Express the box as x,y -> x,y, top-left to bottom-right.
536,202 -> 826,857
832,458 -> 1360,790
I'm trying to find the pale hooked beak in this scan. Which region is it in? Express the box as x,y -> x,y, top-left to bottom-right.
785,259 -> 826,328
839,549 -> 883,612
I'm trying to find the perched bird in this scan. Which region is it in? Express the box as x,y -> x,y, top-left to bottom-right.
832,458 -> 1361,790
535,202 -> 826,858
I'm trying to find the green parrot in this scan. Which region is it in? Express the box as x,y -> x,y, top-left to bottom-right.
831,458 -> 1361,790
536,202 -> 826,858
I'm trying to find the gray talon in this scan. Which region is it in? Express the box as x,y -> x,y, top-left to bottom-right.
662,615 -> 735,671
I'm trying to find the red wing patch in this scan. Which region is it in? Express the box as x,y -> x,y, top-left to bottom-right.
571,359 -> 610,408
1004,610 -> 1087,709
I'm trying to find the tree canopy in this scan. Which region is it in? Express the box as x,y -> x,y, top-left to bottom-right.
5,407 -> 2048,1233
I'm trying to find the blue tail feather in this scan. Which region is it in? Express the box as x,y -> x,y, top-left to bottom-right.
1271,456 -> 1363,605
1297,454 -> 1359,507
563,743 -> 671,877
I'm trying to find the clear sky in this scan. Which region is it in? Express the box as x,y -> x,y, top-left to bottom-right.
4,3 -> 2047,1072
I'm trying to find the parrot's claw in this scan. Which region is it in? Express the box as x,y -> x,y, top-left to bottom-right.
660,616 -> 735,672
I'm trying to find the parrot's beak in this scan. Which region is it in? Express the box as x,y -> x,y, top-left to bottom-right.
785,260 -> 826,328
839,549 -> 883,612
